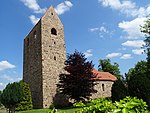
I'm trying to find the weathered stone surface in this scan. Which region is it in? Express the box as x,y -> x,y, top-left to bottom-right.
91,81 -> 114,99
23,6 -> 66,108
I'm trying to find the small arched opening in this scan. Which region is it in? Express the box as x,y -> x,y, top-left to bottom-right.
51,28 -> 57,35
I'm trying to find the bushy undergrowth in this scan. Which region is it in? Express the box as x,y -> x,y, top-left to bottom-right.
48,96 -> 149,113
74,97 -> 149,113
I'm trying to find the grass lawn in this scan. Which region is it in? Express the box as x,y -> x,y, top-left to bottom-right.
16,107 -> 81,113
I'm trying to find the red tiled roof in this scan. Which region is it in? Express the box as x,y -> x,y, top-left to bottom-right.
92,69 -> 117,81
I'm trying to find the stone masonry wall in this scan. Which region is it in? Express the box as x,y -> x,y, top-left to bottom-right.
91,81 -> 114,99
41,6 -> 66,108
23,21 -> 43,108
23,6 -> 66,108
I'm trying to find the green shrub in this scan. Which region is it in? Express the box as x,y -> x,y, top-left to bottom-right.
16,81 -> 32,111
114,96 -> 149,113
75,98 -> 115,113
75,97 -> 149,113
73,102 -> 86,108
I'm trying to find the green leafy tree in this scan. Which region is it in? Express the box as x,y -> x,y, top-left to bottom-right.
126,60 -> 147,81
141,17 -> 150,76
57,51 -> 96,102
1,82 -> 23,113
16,80 -> 32,111
128,75 -> 150,109
127,61 -> 150,109
0,90 -> 2,107
98,59 -> 122,79
111,79 -> 128,102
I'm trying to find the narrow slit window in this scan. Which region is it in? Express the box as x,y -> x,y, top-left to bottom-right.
54,56 -> 56,60
102,84 -> 104,91
51,28 -> 57,35
34,31 -> 37,39
27,38 -> 29,46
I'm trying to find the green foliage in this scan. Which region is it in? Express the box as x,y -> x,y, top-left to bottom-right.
0,90 -> 2,107
16,81 -> 33,111
75,98 -> 115,113
1,82 -> 23,113
75,97 -> 149,113
111,79 -> 128,102
126,60 -> 150,109
140,17 -> 150,76
126,61 -> 147,81
98,59 -> 122,79
57,51 -> 96,102
73,102 -> 86,108
128,75 -> 150,109
114,96 -> 148,113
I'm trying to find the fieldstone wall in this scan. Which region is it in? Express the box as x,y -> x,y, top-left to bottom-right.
91,81 -> 114,99
23,6 -> 66,108
23,21 -> 43,108
41,6 -> 66,108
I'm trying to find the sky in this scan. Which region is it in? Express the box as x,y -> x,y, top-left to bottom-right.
0,0 -> 149,90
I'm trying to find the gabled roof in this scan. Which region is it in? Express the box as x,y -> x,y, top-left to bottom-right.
92,69 -> 117,81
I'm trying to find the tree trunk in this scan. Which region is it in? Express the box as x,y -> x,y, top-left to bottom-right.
10,106 -> 15,113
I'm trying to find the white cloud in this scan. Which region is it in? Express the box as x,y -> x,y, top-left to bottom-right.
0,83 -> 6,90
98,0 -> 150,17
0,61 -> 15,72
120,54 -> 132,59
89,26 -> 112,38
106,52 -> 122,58
89,28 -> 99,32
84,49 -> 93,58
99,26 -> 108,33
55,1 -> 73,15
98,0 -> 136,16
89,26 -> 108,33
29,15 -> 40,25
0,74 -> 22,82
20,0 -> 47,14
0,75 -> 14,81
132,49 -> 144,55
122,40 -> 145,48
118,17 -> 146,39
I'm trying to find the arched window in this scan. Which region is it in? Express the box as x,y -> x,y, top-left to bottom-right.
102,84 -> 104,91
51,28 -> 57,35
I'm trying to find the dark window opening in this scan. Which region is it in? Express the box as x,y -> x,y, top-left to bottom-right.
51,28 -> 57,35
51,13 -> 53,15
27,38 -> 29,46
34,31 -> 37,39
102,84 -> 104,91
54,41 -> 56,44
54,56 -> 56,60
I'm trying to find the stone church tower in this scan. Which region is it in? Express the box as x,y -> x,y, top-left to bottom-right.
23,6 -> 66,108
